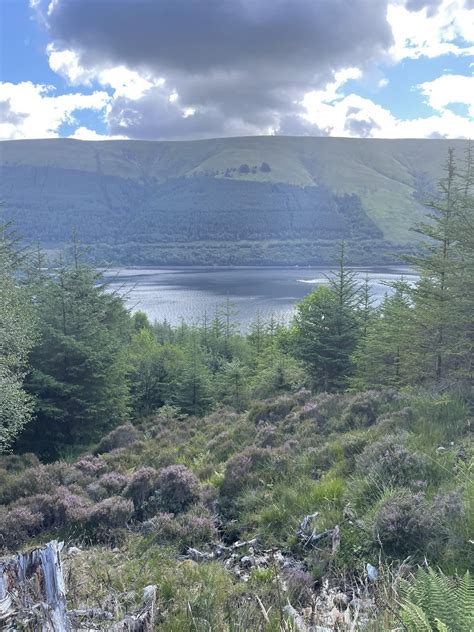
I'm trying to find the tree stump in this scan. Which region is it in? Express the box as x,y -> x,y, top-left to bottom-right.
0,540 -> 69,631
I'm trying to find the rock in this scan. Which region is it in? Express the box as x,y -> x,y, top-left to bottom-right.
142,585 -> 157,605
67,546 -> 82,557
240,555 -> 255,569
366,563 -> 378,582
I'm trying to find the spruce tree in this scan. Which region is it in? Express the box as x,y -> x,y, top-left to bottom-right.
127,328 -> 184,417
19,260 -> 131,458
406,148 -> 472,387
351,281 -> 414,389
293,244 -> 362,390
176,334 -> 213,416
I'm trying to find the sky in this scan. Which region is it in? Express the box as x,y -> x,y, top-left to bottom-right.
0,0 -> 473,141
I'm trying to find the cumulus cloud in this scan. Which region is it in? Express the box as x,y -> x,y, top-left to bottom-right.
9,0 -> 472,141
418,74 -> 474,116
404,0 -> 444,17
0,82 -> 109,140
31,0 -> 393,139
69,126 -> 127,140
301,85 -> 474,139
388,0 -> 474,60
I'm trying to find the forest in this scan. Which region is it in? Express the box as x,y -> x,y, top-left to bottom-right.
0,148 -> 473,630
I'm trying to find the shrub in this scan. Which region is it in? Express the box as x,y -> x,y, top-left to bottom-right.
75,456 -> 107,477
376,407 -> 412,434
15,487 -> 91,529
220,447 -> 274,503
86,482 -> 108,501
73,497 -> 134,540
143,511 -> 179,540
282,568 -> 314,607
357,435 -> 427,488
95,423 -> 141,453
373,491 -> 434,557
255,425 -> 282,448
248,396 -> 296,424
0,452 -> 40,473
0,506 -> 44,550
124,467 -> 160,512
0,464 -> 56,504
308,392 -> 346,422
431,490 -> 464,523
99,471 -> 129,495
144,509 -> 217,549
177,510 -> 217,548
156,465 -> 200,513
337,391 -> 385,430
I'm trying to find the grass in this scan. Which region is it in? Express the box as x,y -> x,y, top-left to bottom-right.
1,388 -> 472,629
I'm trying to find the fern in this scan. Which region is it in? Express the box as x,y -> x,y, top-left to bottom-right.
399,568 -> 474,632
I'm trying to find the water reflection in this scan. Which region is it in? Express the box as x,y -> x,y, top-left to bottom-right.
103,266 -> 418,330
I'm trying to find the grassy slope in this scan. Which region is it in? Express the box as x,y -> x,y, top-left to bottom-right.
1,136 -> 468,244
0,390 -> 471,629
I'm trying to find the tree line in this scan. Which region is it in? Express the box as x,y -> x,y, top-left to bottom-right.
0,148 -> 472,459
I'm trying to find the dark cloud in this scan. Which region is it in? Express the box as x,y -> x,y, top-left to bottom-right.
405,0 -> 444,16
276,114 -> 329,137
0,100 -> 28,125
34,0 -> 394,139
344,116 -> 380,138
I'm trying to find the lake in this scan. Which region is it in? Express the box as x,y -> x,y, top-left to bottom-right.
103,266 -> 417,330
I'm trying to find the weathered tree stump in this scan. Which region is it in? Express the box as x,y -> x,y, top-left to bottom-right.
0,540 -> 69,631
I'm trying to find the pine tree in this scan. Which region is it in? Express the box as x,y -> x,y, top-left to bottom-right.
351,281 -> 414,389
293,244 -> 362,390
216,358 -> 250,411
449,145 -> 474,388
406,148 -> 473,388
176,334 -> 213,416
19,259 -> 131,458
127,328 -> 184,417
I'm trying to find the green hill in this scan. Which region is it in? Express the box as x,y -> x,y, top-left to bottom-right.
0,136 -> 467,264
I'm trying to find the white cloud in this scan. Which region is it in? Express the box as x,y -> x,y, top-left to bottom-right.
13,2 -> 474,141
418,74 -> 474,116
0,82 -> 110,140
301,73 -> 474,138
68,126 -> 127,141
47,46 -> 164,100
387,0 -> 474,61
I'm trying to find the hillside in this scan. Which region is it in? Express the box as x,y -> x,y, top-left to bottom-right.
0,136 -> 468,264
1,390 -> 472,629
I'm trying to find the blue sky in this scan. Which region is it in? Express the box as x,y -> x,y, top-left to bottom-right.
1,0 -> 473,141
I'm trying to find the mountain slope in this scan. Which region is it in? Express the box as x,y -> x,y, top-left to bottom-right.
0,136 -> 466,264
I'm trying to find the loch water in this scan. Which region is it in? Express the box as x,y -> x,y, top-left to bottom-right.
103,266 -> 418,330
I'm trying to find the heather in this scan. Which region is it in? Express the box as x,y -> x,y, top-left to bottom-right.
0,389 -> 472,628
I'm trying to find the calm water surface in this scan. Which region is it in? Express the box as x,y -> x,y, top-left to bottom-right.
104,266 -> 417,330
